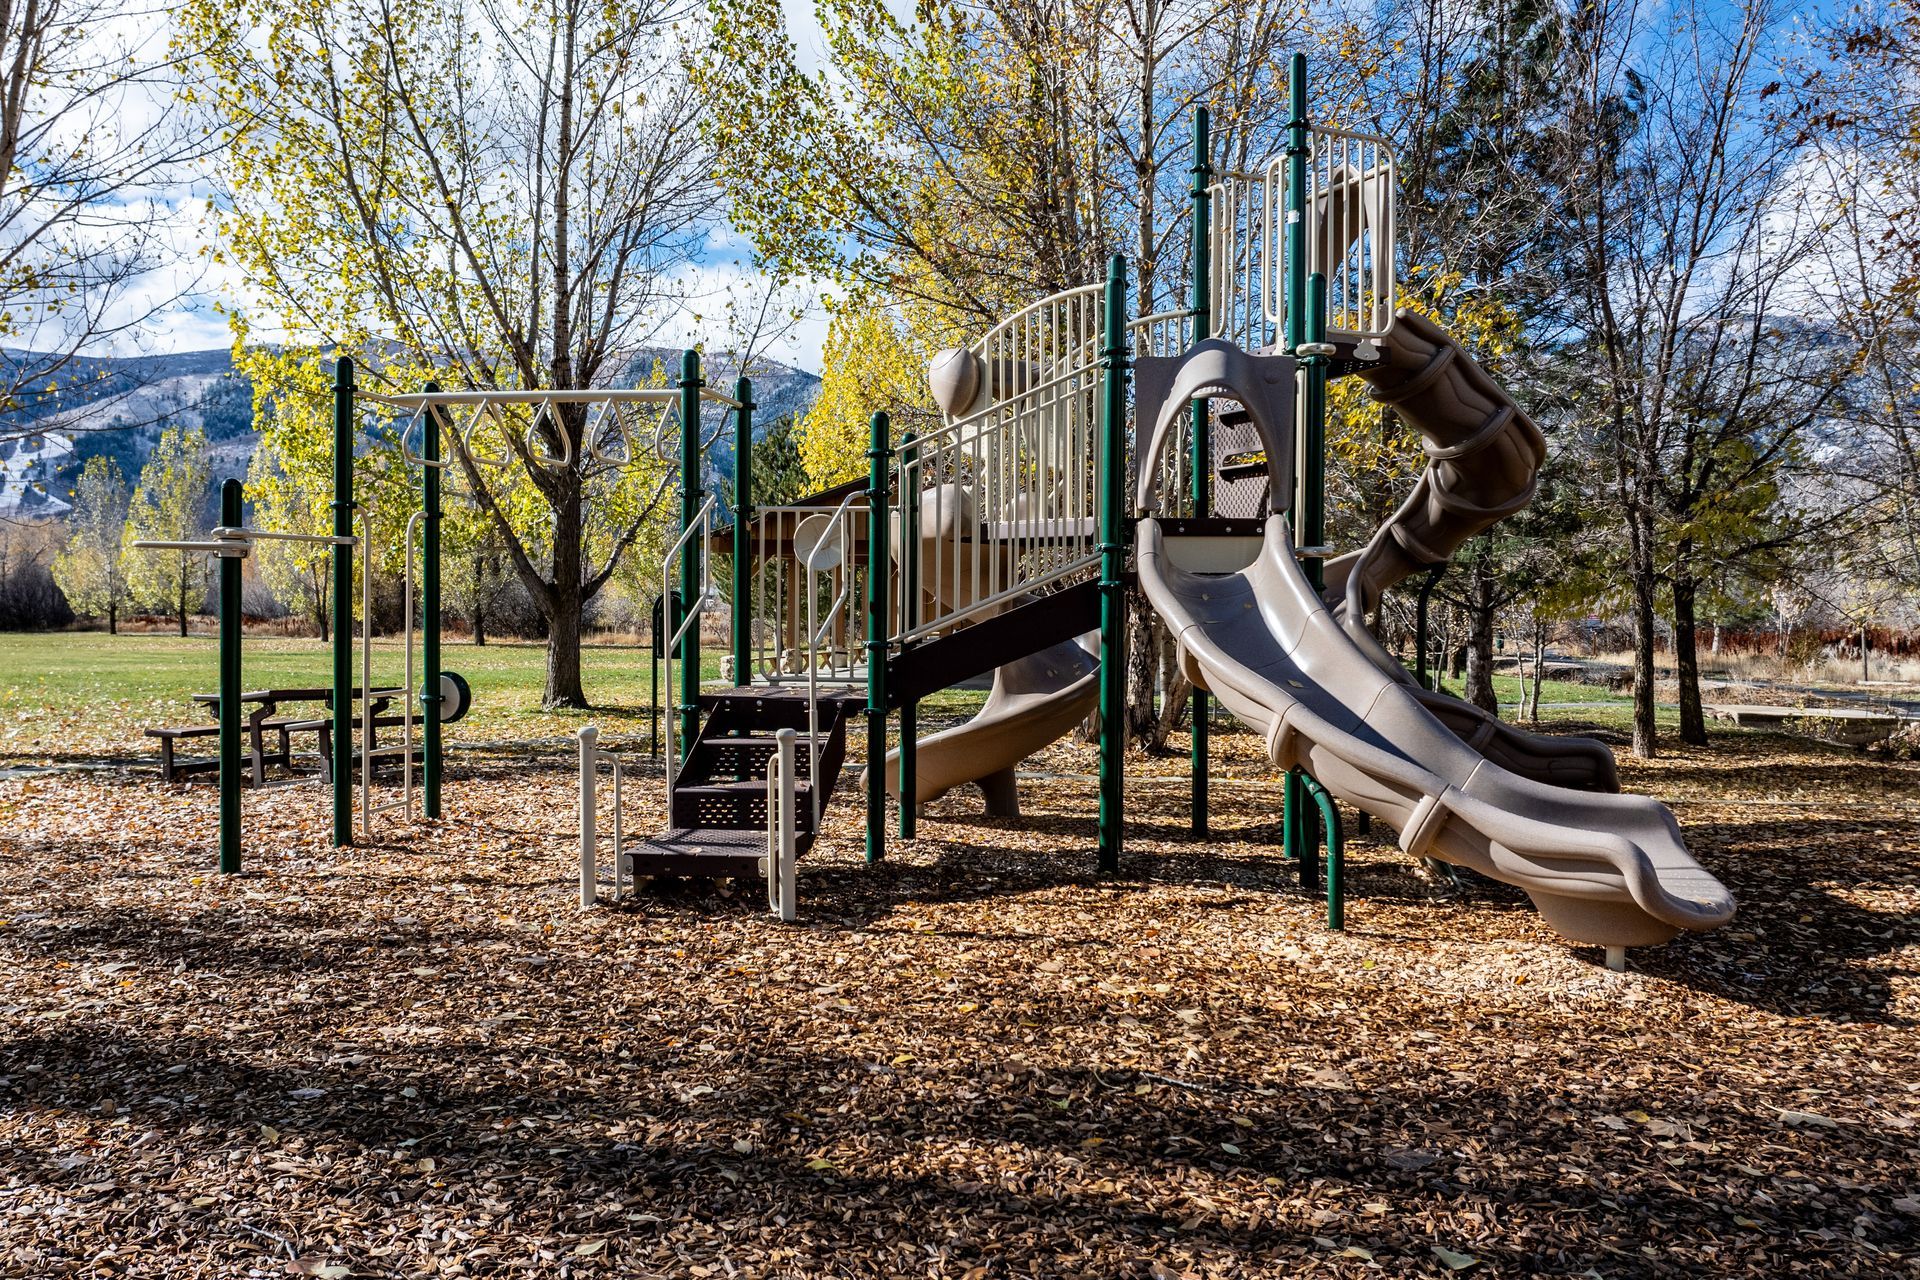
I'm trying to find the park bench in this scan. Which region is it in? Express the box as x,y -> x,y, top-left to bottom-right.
148,688 -> 402,786
146,713 -> 336,786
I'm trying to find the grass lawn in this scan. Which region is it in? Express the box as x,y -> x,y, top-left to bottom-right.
0,631 -> 1915,1275
0,631 -> 987,764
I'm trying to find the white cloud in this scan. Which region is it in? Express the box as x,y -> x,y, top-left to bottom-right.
649,260 -> 837,373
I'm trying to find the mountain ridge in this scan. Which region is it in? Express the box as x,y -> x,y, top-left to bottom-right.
0,346 -> 821,520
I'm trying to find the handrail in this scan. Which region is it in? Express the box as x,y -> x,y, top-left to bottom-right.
1306,126 -> 1399,342
764,727 -> 798,921
662,494 -> 719,793
1206,128 -> 1399,349
972,281 -> 1105,354
802,487 -> 866,824
900,277 -> 1107,643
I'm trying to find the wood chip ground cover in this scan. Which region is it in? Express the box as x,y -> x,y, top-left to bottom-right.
1,716 -> 1916,1277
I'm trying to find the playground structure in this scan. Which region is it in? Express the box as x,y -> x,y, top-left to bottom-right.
579,55 -> 1735,966
139,54 -> 1733,966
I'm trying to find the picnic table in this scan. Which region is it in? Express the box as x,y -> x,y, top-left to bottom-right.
148,687 -> 408,786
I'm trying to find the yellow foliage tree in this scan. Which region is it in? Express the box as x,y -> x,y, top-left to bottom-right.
798,302 -> 947,487
182,0 -> 716,706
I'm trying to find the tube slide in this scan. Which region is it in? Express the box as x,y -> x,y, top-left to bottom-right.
1140,515 -> 1734,948
1325,311 -> 1619,791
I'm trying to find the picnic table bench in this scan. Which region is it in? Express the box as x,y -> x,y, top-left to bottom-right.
147,687 -> 405,785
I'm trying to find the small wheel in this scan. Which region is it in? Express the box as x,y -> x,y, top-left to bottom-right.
438,670 -> 473,723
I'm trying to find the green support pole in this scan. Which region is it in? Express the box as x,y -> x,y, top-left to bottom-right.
421,386 -> 443,820
1292,767 -> 1320,892
1415,564 -> 1444,690
865,411 -> 891,864
1282,767 -> 1302,862
1279,57 -> 1310,856
1302,272 -> 1329,595
897,432 -> 919,839
677,350 -> 703,762
1190,104 -> 1212,839
731,376 -> 754,691
1097,254 -> 1130,874
1285,54 -> 1309,358
1302,773 -> 1344,930
217,478 -> 243,874
331,357 -> 354,847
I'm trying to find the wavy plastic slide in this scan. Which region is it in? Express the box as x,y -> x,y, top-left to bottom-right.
1141,514 -> 1734,950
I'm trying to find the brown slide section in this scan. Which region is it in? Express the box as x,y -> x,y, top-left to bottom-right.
1141,516 -> 1734,956
1325,312 -> 1618,792
1326,310 -> 1546,613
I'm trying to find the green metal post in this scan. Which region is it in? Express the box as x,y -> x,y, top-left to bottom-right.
1302,272 -> 1329,595
331,357 -> 354,846
731,377 -> 754,690
421,386 -> 443,820
677,350 -> 703,762
217,479 -> 243,874
1292,767 -> 1320,892
1279,56 -> 1311,863
1302,773 -> 1344,930
1190,104 -> 1212,839
1415,563 -> 1444,690
1097,255 -> 1130,874
1285,54 -> 1309,357
897,432 -> 919,839
865,411 -> 891,864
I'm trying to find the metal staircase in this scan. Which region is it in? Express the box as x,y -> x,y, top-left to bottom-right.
624,686 -> 863,879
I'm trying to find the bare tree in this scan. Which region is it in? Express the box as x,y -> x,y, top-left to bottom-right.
190,0 -> 724,706
1549,0 -> 1813,755
0,0 -> 218,438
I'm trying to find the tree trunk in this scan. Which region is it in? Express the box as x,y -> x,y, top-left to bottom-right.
1628,513 -> 1659,758
1528,619 -> 1546,723
543,485 -> 587,707
472,571 -> 488,646
178,560 -> 189,637
107,603 -> 116,636
1125,593 -> 1157,745
1673,569 -> 1707,746
1463,566 -> 1499,716
1152,673 -> 1190,751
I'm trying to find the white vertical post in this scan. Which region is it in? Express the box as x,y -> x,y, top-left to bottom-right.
578,724 -> 598,908
610,757 -> 624,902
771,726 -> 798,922
360,510 -> 374,837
